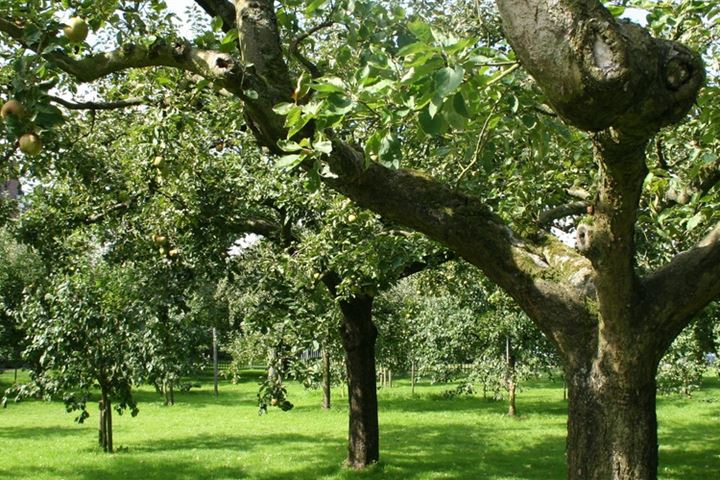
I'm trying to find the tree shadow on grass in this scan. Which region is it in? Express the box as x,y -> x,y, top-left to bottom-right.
378,392 -> 568,418
0,425 -> 82,439
658,420 -> 720,478
3,458 -> 248,480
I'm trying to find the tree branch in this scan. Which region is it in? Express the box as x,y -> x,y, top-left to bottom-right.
641,223 -> 720,353
48,95 -> 145,111
0,19 -> 243,87
194,0 -> 237,33
290,21 -> 335,78
538,201 -> 589,226
322,140 -> 594,360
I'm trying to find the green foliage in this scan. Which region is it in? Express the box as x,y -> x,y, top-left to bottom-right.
0,229 -> 44,367
8,259 -> 146,421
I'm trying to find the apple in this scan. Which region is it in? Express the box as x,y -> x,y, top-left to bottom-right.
152,155 -> 164,167
153,235 -> 168,245
18,133 -> 42,156
64,17 -> 89,43
347,214 -> 357,223
1,99 -> 26,119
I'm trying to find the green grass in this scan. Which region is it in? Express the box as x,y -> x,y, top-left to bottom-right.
1,370 -> 718,479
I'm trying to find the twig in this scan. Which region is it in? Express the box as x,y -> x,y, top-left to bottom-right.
455,100 -> 501,185
290,21 -> 335,78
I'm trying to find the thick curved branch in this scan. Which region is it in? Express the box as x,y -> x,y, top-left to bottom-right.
195,0 -> 237,33
0,18 -> 243,86
641,223 -> 720,352
323,141 -> 594,360
496,0 -> 704,137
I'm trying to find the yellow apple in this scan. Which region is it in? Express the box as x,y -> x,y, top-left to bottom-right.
1,99 -> 26,119
64,17 -> 89,43
18,133 -> 42,156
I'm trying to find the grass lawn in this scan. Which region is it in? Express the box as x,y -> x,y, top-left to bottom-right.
1,370 -> 719,479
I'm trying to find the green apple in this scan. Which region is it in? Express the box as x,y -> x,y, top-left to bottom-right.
64,17 -> 89,43
18,133 -> 42,156
1,99 -> 26,119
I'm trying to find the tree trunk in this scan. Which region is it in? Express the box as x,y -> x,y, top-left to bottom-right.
322,348 -> 331,410
566,363 -> 658,480
169,381 -> 174,406
99,387 -> 113,453
105,396 -> 113,454
505,336 -> 517,417
339,294 -> 379,469
98,397 -> 105,448
411,360 -> 416,396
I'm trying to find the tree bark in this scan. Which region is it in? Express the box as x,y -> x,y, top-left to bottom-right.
566,362 -> 658,480
105,396 -> 113,454
322,348 -> 331,410
99,387 -> 113,453
339,294 -> 379,469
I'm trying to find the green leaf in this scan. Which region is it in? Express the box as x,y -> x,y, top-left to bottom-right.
276,154 -> 305,170
221,29 -> 239,45
312,77 -> 345,93
419,106 -> 449,136
434,66 -> 464,98
452,92 -> 470,118
407,20 -> 432,42
34,105 -> 64,129
211,16 -> 223,32
686,212 -> 705,231
305,0 -> 328,15
273,102 -> 296,115
397,42 -> 432,57
278,140 -> 303,152
314,140 -> 332,154
607,5 -> 625,17
324,94 -> 354,115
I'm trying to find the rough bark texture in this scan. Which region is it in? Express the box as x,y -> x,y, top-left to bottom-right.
566,363 -> 658,479
339,294 -> 379,469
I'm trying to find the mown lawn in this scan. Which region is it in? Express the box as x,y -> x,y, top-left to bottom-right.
1,370 -> 718,479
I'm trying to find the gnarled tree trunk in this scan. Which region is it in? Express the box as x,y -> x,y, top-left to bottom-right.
564,332 -> 660,480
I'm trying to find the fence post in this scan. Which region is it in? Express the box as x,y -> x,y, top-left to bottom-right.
213,327 -> 219,397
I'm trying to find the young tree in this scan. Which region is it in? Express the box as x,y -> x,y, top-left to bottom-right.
13,260 -> 145,453
1,1 -> 718,477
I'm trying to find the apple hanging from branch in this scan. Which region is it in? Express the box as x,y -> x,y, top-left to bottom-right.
18,133 -> 42,156
63,17 -> 89,43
